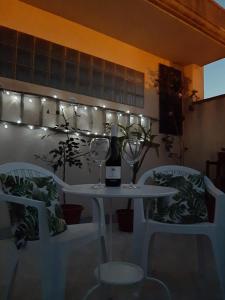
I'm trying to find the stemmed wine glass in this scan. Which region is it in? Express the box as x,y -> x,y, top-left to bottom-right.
122,138 -> 143,189
90,137 -> 110,189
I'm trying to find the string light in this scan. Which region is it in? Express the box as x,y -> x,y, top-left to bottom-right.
0,90 -> 152,136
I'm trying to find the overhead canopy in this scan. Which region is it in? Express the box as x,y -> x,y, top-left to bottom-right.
20,0 -> 225,66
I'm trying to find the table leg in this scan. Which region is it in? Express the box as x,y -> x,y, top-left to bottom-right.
109,197 -> 113,261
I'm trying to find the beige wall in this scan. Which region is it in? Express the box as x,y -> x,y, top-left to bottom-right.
184,94 -> 225,174
0,0 -> 174,117
0,0 -> 188,216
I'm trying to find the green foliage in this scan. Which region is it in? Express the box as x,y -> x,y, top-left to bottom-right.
117,123 -> 160,183
35,110 -> 90,182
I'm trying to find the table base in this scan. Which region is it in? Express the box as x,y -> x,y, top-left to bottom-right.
82,262 -> 171,300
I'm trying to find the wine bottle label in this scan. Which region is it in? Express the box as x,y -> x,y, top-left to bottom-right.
106,166 -> 121,179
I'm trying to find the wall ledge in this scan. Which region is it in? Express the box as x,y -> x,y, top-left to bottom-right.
194,93 -> 225,104
146,0 -> 225,47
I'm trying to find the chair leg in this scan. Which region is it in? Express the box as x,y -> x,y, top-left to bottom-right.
141,231 -> 154,277
3,257 -> 18,300
40,248 -> 67,300
100,235 -> 108,263
210,232 -> 225,300
196,235 -> 205,275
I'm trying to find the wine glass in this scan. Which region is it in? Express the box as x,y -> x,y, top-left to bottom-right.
90,138 -> 110,189
122,138 -> 143,189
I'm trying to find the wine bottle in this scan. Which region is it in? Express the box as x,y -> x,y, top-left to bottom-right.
105,124 -> 121,187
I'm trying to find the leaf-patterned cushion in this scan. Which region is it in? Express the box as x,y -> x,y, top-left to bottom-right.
149,172 -> 208,224
0,174 -> 67,247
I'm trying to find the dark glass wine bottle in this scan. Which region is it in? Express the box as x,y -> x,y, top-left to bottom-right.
105,124 -> 121,187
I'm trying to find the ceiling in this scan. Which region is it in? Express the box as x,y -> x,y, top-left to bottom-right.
21,0 -> 225,66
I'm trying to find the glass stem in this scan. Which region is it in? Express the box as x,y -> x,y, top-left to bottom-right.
99,163 -> 102,185
130,164 -> 134,186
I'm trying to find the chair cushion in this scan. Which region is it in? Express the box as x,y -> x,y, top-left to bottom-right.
0,174 -> 67,247
149,172 -> 208,224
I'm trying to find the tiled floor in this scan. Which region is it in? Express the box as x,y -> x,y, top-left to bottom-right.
3,227 -> 222,299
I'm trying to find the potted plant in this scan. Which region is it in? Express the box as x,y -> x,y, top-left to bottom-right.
116,123 -> 160,232
35,109 -> 90,224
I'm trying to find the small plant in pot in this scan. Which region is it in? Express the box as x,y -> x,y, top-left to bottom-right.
116,123 -> 160,232
35,109 -> 90,224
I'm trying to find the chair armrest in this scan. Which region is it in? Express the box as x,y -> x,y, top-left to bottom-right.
204,176 -> 225,229
0,193 -> 50,243
204,176 -> 224,198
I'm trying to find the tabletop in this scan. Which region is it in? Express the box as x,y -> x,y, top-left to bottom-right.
63,184 -> 177,199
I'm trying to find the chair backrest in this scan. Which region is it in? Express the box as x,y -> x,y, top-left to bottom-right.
137,165 -> 225,227
0,162 -> 69,245
0,162 -> 67,188
138,165 -> 200,185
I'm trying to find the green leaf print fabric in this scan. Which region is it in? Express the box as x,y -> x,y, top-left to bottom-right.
0,174 -> 67,247
149,172 -> 208,224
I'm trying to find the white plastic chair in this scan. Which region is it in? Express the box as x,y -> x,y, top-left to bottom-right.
0,162 -> 107,300
133,165 -> 225,299
0,199 -> 19,300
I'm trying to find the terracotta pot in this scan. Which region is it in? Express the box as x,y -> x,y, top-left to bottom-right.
61,204 -> 84,225
116,209 -> 133,232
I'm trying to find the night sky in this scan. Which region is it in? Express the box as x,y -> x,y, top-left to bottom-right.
204,0 -> 225,99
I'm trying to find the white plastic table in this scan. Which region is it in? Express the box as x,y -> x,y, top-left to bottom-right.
63,184 -> 177,299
